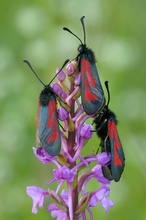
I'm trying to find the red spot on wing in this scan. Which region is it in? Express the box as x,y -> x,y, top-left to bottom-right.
108,120 -> 122,166
81,59 -> 98,102
46,99 -> 59,143
84,78 -> 98,102
81,59 -> 96,86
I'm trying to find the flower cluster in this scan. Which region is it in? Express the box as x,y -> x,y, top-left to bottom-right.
26,60 -> 114,220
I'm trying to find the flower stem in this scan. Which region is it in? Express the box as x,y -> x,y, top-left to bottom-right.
68,82 -> 79,219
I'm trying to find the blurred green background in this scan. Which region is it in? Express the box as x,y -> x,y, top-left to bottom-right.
0,0 -> 146,219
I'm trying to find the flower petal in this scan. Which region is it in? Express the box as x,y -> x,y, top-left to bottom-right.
26,186 -> 49,214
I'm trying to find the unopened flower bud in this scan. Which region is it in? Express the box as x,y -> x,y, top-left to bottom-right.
58,107 -> 68,121
74,72 -> 81,86
80,124 -> 93,139
56,68 -> 66,82
52,82 -> 67,99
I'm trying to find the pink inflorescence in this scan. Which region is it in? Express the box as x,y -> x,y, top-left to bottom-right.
26,60 -> 114,220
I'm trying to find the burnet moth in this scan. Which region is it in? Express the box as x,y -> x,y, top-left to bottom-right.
23,59 -> 69,156
94,81 -> 125,181
63,16 -> 105,115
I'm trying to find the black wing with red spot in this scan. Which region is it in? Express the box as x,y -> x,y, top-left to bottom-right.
63,17 -> 105,115
23,60 -> 64,157
94,107 -> 125,182
36,86 -> 61,156
80,58 -> 105,115
108,118 -> 125,181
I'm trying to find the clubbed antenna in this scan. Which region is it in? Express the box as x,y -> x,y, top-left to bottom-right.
23,60 -> 45,86
63,27 -> 83,45
23,59 -> 69,86
49,59 -> 69,85
63,16 -> 86,46
105,81 -> 110,107
80,16 -> 86,45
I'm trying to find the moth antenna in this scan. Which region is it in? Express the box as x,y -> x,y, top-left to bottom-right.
105,81 -> 110,107
63,27 -> 83,45
80,16 -> 86,45
23,59 -> 69,86
49,59 -> 69,85
23,60 -> 45,86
